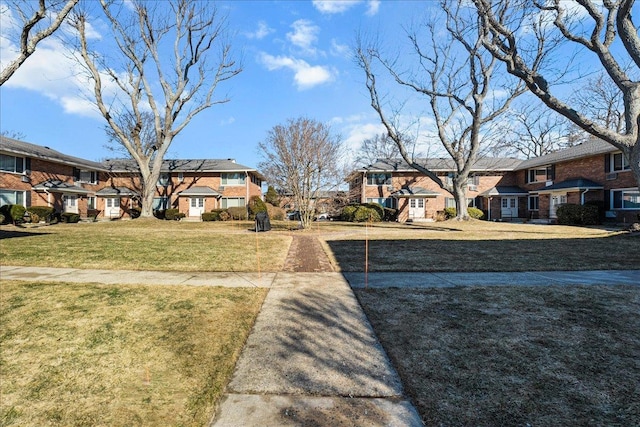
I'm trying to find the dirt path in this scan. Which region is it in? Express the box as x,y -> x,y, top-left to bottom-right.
282,234 -> 334,272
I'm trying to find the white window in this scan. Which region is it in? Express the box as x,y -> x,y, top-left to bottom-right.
528,195 -> 539,211
0,154 -> 25,173
221,197 -> 245,208
445,198 -> 456,208
221,172 -> 245,186
612,189 -> 640,210
366,173 -> 391,186
0,190 -> 25,206
611,152 -> 631,172
190,198 -> 204,208
77,170 -> 97,184
527,166 -> 553,183
153,197 -> 170,210
87,197 -> 96,210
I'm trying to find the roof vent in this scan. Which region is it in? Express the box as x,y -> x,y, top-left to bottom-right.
228,158 -> 236,163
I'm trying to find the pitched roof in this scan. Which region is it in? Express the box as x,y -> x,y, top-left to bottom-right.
95,187 -> 139,196
536,178 -> 603,193
359,157 -> 523,173
103,158 -> 265,180
515,139 -> 615,170
178,186 -> 222,197
0,136 -> 107,171
32,179 -> 94,194
391,186 -> 441,198
479,186 -> 529,197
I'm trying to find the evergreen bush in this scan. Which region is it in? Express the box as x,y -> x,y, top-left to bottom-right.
248,196 -> 268,219
556,204 -> 599,225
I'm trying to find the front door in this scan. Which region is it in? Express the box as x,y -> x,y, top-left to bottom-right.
63,195 -> 78,214
189,197 -> 205,217
409,198 -> 425,219
501,197 -> 518,219
550,193 -> 567,219
105,197 -> 120,218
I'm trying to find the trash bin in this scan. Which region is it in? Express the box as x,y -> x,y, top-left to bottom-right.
255,211 -> 271,232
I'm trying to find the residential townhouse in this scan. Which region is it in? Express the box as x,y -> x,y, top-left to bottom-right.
1,137 -> 264,220
350,139 -> 639,223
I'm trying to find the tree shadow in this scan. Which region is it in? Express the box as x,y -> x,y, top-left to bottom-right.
0,228 -> 49,240
326,233 -> 640,272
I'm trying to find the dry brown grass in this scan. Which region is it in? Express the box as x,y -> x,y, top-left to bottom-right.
0,220 -> 292,271
322,220 -> 640,271
0,280 -> 267,427
355,285 -> 640,426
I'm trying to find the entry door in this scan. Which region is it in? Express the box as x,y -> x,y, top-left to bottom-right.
105,197 -> 120,217
189,197 -> 205,217
409,198 -> 425,219
550,194 -> 567,219
63,195 -> 78,214
501,197 -> 518,219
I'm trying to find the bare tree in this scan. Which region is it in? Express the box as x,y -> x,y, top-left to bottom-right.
353,132 -> 420,167
356,0 -> 525,220
495,101 -> 573,158
474,0 -> 640,191
258,117 -> 343,229
0,0 -> 79,85
71,0 -> 241,217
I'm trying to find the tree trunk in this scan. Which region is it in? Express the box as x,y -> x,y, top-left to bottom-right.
452,178 -> 469,220
140,185 -> 156,218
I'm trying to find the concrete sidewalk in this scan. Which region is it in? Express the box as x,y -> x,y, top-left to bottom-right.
3,265 -> 638,426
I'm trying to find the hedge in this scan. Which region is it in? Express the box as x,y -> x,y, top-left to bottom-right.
248,196 -> 267,219
556,203 -> 599,225
266,203 -> 285,221
27,206 -> 55,222
61,212 -> 80,223
164,209 -> 185,220
353,206 -> 381,222
0,204 -> 26,224
443,206 -> 485,220
227,206 -> 248,220
341,205 -> 357,222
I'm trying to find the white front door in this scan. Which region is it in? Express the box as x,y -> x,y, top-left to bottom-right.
550,194 -> 567,219
63,195 -> 78,214
501,197 -> 518,219
105,197 -> 120,217
189,197 -> 205,217
409,198 -> 425,219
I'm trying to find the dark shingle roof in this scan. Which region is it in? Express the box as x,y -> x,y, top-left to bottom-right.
515,139 -> 615,170
360,157 -> 523,173
479,186 -> 529,197
95,187 -> 139,196
0,136 -> 107,171
32,179 -> 94,194
536,178 -> 603,193
178,186 -> 222,197
103,158 -> 265,179
391,186 -> 441,197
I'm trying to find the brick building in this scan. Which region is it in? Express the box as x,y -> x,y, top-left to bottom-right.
1,136 -> 264,220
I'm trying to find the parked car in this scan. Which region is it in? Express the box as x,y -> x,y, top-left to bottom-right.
315,212 -> 330,221
287,211 -> 301,221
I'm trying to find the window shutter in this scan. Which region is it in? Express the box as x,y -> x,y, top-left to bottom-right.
91,171 -> 97,183
604,154 -> 611,173
73,168 -> 80,181
604,190 -> 610,209
549,165 -> 556,180
25,191 -> 31,207
25,157 -> 31,172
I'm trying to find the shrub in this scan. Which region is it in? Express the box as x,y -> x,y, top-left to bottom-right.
129,207 -> 142,219
164,209 -> 185,221
154,209 -> 166,220
0,213 -> 4,224
248,196 -> 268,219
227,206 -> 248,220
201,212 -> 217,221
61,212 -> 80,223
341,205 -> 357,222
556,204 -> 599,225
266,203 -> 285,221
435,210 -> 447,222
27,206 -> 55,222
353,206 -> 381,222
87,209 -> 101,220
29,213 -> 41,223
0,204 -> 27,224
264,185 -> 280,206
444,207 -> 457,219
383,208 -> 398,222
363,202 -> 384,220
468,207 -> 485,220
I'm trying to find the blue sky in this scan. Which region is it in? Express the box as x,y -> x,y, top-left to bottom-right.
0,0 -> 435,168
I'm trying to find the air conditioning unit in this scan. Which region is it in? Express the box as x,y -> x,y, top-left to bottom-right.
468,184 -> 477,191
606,172 -> 618,180
545,181 -> 553,187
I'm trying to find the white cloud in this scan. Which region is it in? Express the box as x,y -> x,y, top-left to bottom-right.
330,39 -> 350,57
259,53 -> 333,90
366,1 -> 380,16
286,19 -> 319,55
312,0 -> 361,14
245,21 -> 274,40
220,117 -> 236,126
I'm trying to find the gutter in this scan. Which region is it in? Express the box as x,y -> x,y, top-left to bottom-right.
581,188 -> 590,205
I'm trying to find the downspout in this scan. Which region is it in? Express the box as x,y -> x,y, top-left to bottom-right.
362,171 -> 366,203
581,189 -> 589,205
246,171 -> 250,205
488,196 -> 492,221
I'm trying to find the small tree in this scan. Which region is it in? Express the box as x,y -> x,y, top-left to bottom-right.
264,185 -> 280,206
258,117 -> 343,229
